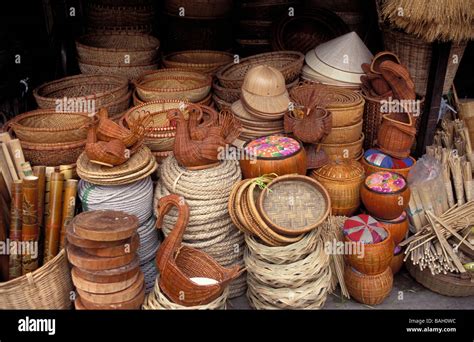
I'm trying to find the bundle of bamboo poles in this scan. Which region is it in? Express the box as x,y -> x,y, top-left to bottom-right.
400,202 -> 474,275
7,165 -> 78,281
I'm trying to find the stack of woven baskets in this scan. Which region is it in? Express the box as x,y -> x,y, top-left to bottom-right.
33,74 -> 131,121
162,50 -> 234,75
232,174 -> 333,308
235,0 -> 298,55
342,214 -> 395,305
67,210 -> 145,309
6,110 -> 89,167
84,0 -> 156,34
154,156 -> 246,298
230,65 -> 293,141
291,84 -> 365,161
213,51 -> 304,112
76,33 -> 160,80
161,0 -> 233,52
131,69 -> 212,106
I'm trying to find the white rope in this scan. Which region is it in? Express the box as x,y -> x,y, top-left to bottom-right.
78,177 -> 154,226
140,259 -> 158,295
137,216 -> 160,265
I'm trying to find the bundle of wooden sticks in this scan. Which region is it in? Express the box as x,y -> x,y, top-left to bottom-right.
400,202 -> 474,275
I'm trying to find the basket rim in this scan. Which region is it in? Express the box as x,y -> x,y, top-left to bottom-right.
344,225 -> 393,248
362,171 -> 408,195
243,135 -> 303,161
21,139 -> 86,149
136,75 -> 212,93
312,159 -> 365,182
361,155 -> 416,173
258,174 -> 331,236
215,51 -> 304,84
163,50 -> 234,67
374,211 -> 408,224
33,74 -> 129,104
76,32 -> 160,53
319,132 -> 365,147
9,110 -> 90,133
78,58 -> 159,68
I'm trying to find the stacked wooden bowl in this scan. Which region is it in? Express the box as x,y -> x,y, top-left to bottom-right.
342,214 -> 394,305
66,210 -> 145,310
291,84 -> 365,160
231,65 -> 293,141
228,174 -> 331,247
214,51 -> 304,112
132,69 -> 212,106
33,74 -> 131,120
76,33 -> 160,80
6,110 -> 89,166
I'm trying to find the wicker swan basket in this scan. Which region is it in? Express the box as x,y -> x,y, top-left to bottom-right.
0,250 -> 73,309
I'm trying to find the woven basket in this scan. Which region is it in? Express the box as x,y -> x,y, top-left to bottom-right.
216,51 -> 304,89
21,139 -> 86,167
86,2 -> 155,29
163,50 -> 234,74
362,92 -> 424,150
319,133 -> 364,160
382,26 -> 467,96
213,95 -> 232,112
164,0 -> 233,18
135,71 -> 212,103
8,110 -> 89,143
78,59 -> 158,81
406,261 -> 474,297
33,74 -> 129,110
76,33 -> 160,65
321,120 -> 363,144
0,250 -> 73,309
310,159 -> 365,216
345,266 -> 393,305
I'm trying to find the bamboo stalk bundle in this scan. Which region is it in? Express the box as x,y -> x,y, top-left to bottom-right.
448,153 -> 465,205
59,180 -> 78,249
462,160 -> 473,202
8,180 -> 22,279
44,173 -> 64,263
21,176 -> 39,274
401,201 -> 474,275
441,148 -> 455,207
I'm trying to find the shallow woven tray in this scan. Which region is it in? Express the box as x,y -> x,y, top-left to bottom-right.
8,110 -> 89,143
21,139 -> 86,167
162,50 -> 234,74
78,59 -> 159,81
76,32 -> 160,65
258,175 -> 331,236
33,74 -> 129,110
215,51 -> 304,89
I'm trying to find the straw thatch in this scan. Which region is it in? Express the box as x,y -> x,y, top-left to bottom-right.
380,0 -> 474,43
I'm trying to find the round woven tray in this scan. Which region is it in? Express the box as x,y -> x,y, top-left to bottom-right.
163,50 -> 234,74
33,74 -> 129,110
215,51 -> 304,89
76,32 -> 160,65
8,110 -> 89,143
78,59 -> 158,81
257,175 -> 331,236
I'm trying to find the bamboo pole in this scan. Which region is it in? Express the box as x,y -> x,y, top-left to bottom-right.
44,172 -> 63,263
8,180 -> 22,279
59,179 -> 77,249
21,176 -> 39,274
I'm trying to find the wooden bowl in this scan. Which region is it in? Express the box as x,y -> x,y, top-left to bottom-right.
239,135 -> 306,179
344,228 -> 394,275
345,266 -> 393,305
375,211 -> 409,245
360,171 -> 410,220
361,155 -> 416,178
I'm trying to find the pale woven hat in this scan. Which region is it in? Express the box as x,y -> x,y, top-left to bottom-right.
305,31 -> 373,84
301,65 -> 361,89
241,65 -> 291,115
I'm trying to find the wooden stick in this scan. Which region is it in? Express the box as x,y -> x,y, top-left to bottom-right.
44,173 -> 64,263
21,176 -> 39,274
8,180 -> 22,279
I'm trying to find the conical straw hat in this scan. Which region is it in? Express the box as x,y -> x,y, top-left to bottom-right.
241,65 -> 291,114
305,32 -> 373,84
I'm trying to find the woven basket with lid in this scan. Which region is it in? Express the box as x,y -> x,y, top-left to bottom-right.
311,159 -> 365,216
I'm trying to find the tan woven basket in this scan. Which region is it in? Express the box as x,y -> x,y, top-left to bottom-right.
76,33 -> 160,65
319,133 -> 364,160
8,110 -> 89,143
164,0 -> 233,18
21,139 -> 86,167
78,59 -> 158,81
135,71 -> 212,103
0,250 -> 73,309
215,51 -> 304,89
321,120 -> 363,144
163,50 -> 234,74
33,74 -> 129,110
213,95 -> 232,112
